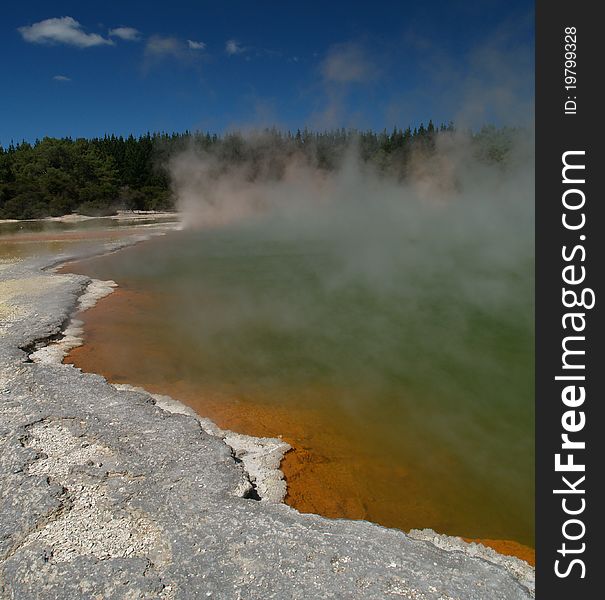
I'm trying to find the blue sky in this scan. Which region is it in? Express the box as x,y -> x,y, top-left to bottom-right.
1,1 -> 534,144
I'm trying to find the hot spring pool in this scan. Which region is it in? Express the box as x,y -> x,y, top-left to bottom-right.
63,216 -> 534,556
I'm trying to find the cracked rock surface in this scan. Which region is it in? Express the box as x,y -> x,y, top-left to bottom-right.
0,239 -> 535,599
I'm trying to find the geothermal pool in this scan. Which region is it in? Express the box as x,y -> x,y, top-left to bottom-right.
63,215 -> 534,557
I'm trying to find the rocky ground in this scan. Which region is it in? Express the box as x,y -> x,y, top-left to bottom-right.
0,233 -> 535,599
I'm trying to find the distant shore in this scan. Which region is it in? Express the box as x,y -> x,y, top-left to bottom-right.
0,209 -> 180,226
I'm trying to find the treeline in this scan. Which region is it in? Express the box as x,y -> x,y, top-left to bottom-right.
0,135 -> 172,219
0,122 -> 514,220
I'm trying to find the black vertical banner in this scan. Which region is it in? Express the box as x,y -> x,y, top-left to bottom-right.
536,1 -> 604,597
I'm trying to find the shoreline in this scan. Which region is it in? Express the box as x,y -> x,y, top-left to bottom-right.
31,270 -> 293,506
0,227 -> 535,598
61,236 -> 535,564
0,210 -> 180,226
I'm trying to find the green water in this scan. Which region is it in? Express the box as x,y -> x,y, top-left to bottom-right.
70,207 -> 534,546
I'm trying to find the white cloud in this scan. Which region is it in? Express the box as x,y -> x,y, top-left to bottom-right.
52,75 -> 71,82
144,35 -> 206,69
320,42 -> 375,84
143,36 -> 207,71
109,27 -> 141,42
225,39 -> 244,55
145,35 -> 182,58
18,17 -> 113,48
187,39 -> 206,50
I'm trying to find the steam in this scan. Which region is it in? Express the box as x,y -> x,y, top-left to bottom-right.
165,128 -> 534,494
168,128 -> 534,312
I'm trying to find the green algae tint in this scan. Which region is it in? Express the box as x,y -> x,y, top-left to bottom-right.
65,223 -> 534,549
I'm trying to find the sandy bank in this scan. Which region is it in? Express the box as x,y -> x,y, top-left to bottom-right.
0,231 -> 535,599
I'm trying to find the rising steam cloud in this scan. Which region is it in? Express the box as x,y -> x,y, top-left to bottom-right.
168,128 -> 534,311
